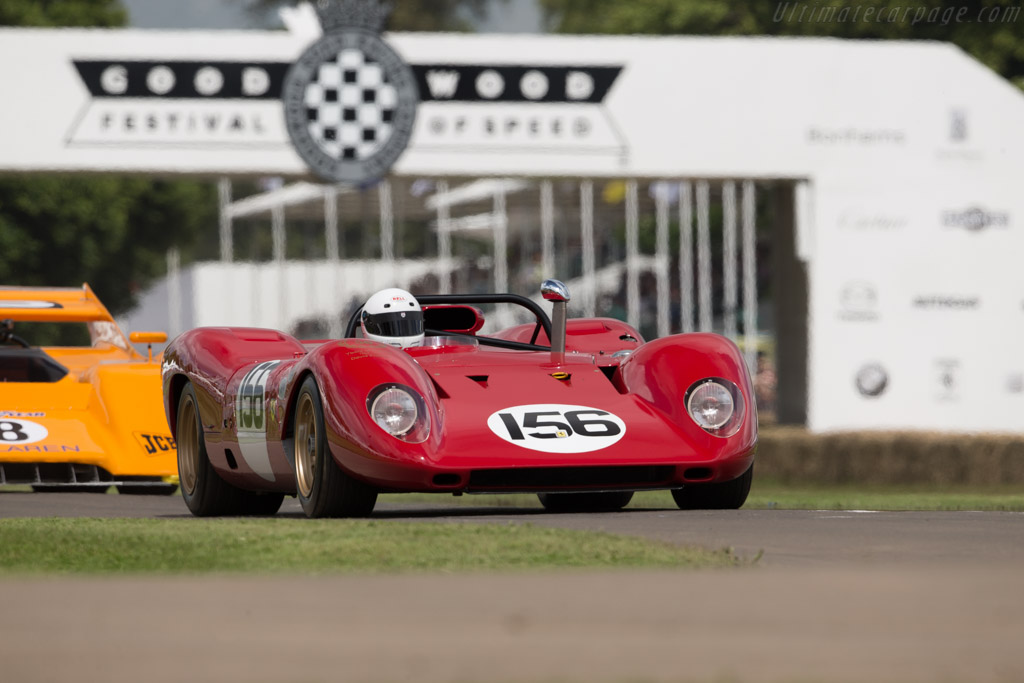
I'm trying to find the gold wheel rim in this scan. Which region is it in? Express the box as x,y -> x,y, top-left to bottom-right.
295,392 -> 317,498
178,394 -> 199,496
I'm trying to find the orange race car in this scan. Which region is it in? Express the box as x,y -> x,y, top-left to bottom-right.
0,285 -> 177,494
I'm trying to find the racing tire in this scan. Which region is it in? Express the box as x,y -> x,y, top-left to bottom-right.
671,464 -> 753,510
177,382 -> 281,517
537,490 -> 634,512
293,376 -> 377,518
243,492 -> 286,516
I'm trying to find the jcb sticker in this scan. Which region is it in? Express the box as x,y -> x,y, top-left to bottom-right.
487,404 -> 626,453
0,419 -> 48,444
134,433 -> 176,455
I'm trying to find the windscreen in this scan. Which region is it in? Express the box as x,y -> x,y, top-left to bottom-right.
1,321 -> 130,352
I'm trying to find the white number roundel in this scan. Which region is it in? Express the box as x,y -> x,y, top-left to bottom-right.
487,404 -> 626,453
0,419 -> 48,444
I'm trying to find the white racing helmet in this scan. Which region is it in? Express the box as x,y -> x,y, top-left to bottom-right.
360,288 -> 424,348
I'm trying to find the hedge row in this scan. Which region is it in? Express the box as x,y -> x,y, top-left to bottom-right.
756,425 -> 1024,486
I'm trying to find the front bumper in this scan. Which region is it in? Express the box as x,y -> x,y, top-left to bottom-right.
333,442 -> 757,494
0,461 -> 178,489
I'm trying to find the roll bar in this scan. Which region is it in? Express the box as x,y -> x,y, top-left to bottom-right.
343,292 -> 554,351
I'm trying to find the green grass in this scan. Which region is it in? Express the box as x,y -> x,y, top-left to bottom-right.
379,480 -> 1024,512
9,480 -> 1021,512
0,517 -> 740,575
2,482 -> 1020,576
746,481 -> 1024,511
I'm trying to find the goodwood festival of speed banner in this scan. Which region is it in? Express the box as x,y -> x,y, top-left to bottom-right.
2,2 -> 1015,183
68,58 -> 625,182
59,0 -> 627,184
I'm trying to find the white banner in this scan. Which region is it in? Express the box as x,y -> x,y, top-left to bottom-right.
3,27 -> 1022,178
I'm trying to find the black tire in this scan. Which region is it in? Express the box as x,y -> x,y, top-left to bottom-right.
671,464 -> 754,510
176,381 -> 282,517
537,490 -> 634,513
293,376 -> 377,518
242,492 -> 286,516
116,483 -> 179,496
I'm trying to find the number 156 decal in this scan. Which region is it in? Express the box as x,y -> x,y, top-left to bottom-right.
486,404 -> 626,453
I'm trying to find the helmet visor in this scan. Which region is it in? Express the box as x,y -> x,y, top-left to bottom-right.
362,310 -> 424,338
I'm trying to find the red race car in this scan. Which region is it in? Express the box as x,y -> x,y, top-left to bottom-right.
161,280 -> 757,517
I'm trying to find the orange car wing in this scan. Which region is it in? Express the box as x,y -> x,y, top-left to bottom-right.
0,284 -> 115,323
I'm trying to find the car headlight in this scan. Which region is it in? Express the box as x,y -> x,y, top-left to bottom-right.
367,384 -> 430,442
685,378 -> 744,437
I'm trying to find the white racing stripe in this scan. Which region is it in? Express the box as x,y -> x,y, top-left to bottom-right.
234,360 -> 280,482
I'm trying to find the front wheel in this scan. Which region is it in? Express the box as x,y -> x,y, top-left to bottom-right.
671,464 -> 753,510
177,381 -> 283,516
538,491 -> 634,513
293,376 -> 377,518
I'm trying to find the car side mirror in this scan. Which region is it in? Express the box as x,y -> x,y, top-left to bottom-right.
129,331 -> 168,362
540,279 -> 570,364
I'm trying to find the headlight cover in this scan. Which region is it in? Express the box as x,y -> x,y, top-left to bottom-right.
685,378 -> 745,437
367,384 -> 430,443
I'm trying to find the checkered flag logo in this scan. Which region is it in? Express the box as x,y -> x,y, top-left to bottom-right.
283,2 -> 418,184
304,48 -> 398,162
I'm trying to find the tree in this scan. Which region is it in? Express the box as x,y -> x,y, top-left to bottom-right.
539,0 -> 1024,88
0,0 -> 125,28
0,0 -> 219,323
0,178 -> 216,327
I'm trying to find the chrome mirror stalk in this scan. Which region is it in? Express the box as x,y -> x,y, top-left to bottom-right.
541,279 -> 570,364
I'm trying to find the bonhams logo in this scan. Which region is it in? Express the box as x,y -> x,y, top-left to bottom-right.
807,127 -> 905,145
942,207 -> 1009,232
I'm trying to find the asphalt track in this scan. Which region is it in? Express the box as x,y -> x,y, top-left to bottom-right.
2,492 -> 1023,683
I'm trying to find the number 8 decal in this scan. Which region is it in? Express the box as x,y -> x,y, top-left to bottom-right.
487,404 -> 626,453
0,419 -> 48,444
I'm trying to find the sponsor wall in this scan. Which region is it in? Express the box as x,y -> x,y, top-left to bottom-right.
1,17 -> 1022,433
812,172 -> 1022,432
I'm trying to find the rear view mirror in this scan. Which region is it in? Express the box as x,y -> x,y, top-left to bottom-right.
129,331 -> 168,362
129,332 -> 168,344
